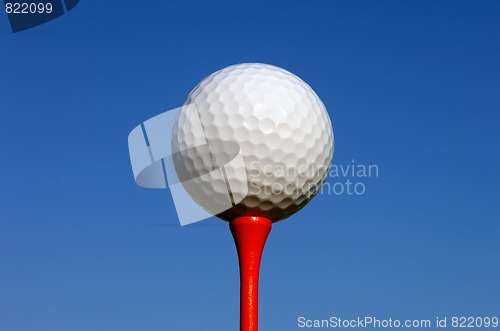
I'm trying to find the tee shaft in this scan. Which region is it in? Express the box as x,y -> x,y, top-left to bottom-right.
230,216 -> 272,331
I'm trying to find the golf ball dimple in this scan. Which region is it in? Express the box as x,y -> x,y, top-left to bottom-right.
172,63 -> 334,222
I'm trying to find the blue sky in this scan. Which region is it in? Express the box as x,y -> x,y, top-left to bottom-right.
1,1 -> 499,330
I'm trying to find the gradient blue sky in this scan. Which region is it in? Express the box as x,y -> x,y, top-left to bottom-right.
1,1 -> 499,330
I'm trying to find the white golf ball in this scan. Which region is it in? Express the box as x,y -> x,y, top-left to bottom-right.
172,63 -> 333,222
